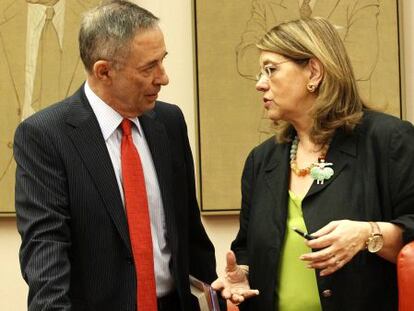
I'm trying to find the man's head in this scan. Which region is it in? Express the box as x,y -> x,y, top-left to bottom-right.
79,0 -> 159,72
79,1 -> 169,117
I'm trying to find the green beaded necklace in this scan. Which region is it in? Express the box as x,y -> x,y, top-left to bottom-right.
290,136 -> 334,184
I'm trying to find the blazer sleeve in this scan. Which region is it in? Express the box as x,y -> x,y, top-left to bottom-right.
14,120 -> 71,310
388,120 -> 414,243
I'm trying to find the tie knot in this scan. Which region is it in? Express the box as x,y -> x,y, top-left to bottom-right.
121,119 -> 133,136
45,6 -> 55,20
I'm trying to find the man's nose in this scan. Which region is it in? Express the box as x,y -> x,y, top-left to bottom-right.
154,64 -> 169,86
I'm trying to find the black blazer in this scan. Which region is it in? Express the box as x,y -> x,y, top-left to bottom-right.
14,86 -> 218,311
231,111 -> 414,311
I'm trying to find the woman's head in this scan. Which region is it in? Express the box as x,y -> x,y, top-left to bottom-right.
256,17 -> 366,144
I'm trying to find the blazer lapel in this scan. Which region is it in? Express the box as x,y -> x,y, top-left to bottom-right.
264,143 -> 290,204
306,129 -> 357,198
264,142 -> 290,247
65,89 -> 131,250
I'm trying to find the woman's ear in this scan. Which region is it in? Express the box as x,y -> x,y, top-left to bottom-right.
307,58 -> 324,87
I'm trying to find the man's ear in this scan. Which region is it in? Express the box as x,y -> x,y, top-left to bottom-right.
92,60 -> 112,84
307,58 -> 324,86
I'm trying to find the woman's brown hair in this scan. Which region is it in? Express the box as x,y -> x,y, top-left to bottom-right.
257,17 -> 368,144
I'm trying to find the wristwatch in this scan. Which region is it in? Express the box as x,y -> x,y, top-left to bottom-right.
366,222 -> 384,253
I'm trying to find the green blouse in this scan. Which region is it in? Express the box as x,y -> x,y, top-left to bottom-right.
276,191 -> 321,311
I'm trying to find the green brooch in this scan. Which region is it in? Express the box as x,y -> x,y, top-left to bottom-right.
310,159 -> 334,184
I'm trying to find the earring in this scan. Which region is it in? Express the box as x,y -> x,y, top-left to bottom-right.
307,84 -> 317,93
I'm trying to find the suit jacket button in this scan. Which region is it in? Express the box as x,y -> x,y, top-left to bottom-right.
126,257 -> 133,265
321,289 -> 333,298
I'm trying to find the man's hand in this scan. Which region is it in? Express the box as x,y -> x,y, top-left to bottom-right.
211,251 -> 259,305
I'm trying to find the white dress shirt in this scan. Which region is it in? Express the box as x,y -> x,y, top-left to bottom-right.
84,82 -> 175,297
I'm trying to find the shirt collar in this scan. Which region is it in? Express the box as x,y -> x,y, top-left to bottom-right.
84,81 -> 143,141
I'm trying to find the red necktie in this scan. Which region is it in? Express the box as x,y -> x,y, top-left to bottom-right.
120,119 -> 157,311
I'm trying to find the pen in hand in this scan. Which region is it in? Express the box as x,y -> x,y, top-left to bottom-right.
292,227 -> 316,240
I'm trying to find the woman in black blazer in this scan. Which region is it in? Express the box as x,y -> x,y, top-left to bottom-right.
213,17 -> 414,311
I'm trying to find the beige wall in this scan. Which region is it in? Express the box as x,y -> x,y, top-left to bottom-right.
0,218 -> 27,309
1,1 -> 413,309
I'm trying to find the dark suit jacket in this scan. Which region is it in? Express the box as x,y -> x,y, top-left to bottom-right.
231,110 -> 414,311
14,86 -> 218,311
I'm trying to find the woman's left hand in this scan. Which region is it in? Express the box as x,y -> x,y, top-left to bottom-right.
299,220 -> 371,276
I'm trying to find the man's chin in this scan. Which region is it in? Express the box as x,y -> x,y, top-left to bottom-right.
147,99 -> 157,109
139,100 -> 156,114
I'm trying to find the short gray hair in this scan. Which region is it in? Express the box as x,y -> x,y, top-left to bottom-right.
79,0 -> 159,72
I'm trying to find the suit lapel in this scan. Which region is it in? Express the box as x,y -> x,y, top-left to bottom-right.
65,89 -> 131,250
139,111 -> 178,247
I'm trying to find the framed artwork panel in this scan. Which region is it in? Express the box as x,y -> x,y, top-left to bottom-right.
0,1 -> 101,216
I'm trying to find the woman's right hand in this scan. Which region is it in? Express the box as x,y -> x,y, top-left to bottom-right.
211,251 -> 259,305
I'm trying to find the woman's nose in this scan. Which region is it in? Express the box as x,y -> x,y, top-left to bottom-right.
255,76 -> 269,92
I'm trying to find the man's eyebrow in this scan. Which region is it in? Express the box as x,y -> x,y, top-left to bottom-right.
139,52 -> 168,69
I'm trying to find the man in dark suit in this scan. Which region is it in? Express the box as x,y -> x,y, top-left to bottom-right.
14,1 -> 219,310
